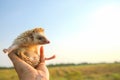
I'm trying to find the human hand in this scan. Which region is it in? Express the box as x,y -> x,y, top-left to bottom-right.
8,46 -> 55,80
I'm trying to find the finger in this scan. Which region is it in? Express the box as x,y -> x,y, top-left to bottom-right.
45,55 -> 56,60
8,50 -> 23,64
3,49 -> 8,53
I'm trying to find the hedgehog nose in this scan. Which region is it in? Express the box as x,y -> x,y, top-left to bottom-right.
47,40 -> 50,43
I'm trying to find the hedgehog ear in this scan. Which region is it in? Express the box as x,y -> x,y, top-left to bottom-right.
39,28 -> 44,32
29,33 -> 34,40
33,28 -> 44,33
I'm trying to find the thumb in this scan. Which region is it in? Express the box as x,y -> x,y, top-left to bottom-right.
35,46 -> 46,69
40,46 -> 45,63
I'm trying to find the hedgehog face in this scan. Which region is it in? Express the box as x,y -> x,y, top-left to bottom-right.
32,28 -> 50,45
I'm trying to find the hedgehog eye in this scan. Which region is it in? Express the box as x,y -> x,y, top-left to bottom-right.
38,37 -> 43,40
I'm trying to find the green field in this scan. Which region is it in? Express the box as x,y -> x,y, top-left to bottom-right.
0,63 -> 120,80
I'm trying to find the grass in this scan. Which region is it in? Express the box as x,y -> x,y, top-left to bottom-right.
0,69 -> 18,80
0,63 -> 120,80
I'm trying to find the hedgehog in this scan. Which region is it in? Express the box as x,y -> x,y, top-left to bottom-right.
3,27 -> 50,67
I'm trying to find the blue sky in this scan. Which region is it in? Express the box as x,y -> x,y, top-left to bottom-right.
0,0 -> 120,67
